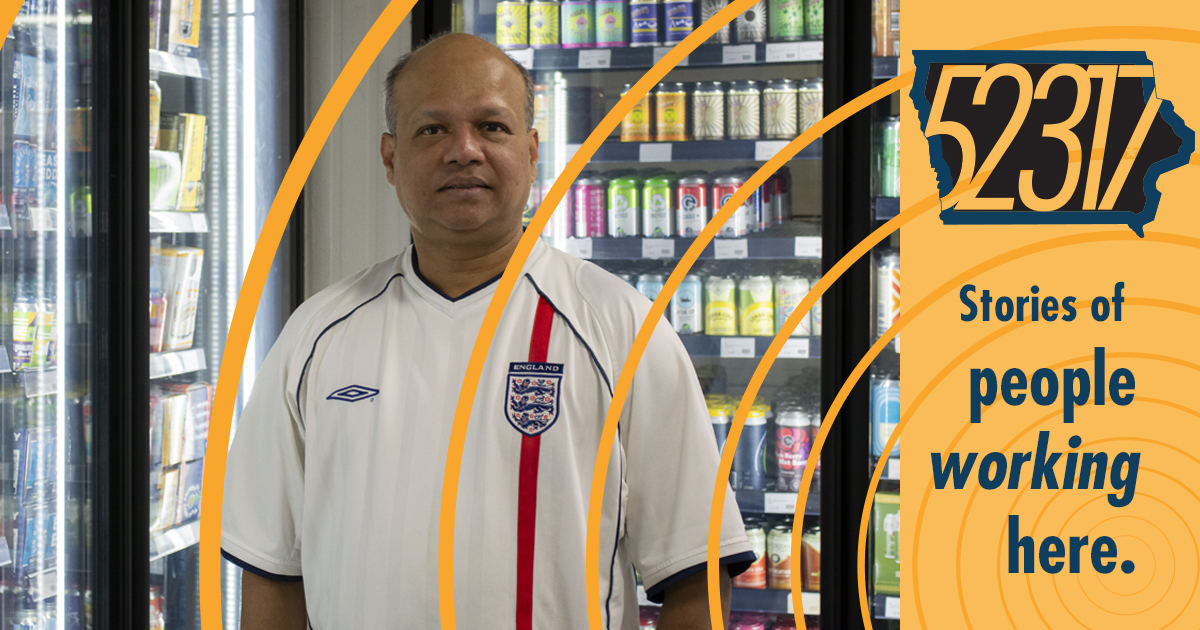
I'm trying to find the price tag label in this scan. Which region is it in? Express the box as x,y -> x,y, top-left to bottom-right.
653,46 -> 689,66
639,143 -> 672,163
801,592 -> 821,615
567,237 -> 593,259
885,597 -> 901,619
794,236 -> 822,258
713,239 -> 748,259
0,348 -> 10,374
754,140 -> 790,161
163,53 -> 181,74
0,536 -> 12,568
183,57 -> 202,77
766,42 -> 802,63
720,337 -> 755,359
149,52 -> 169,72
29,207 -> 57,232
762,492 -> 797,513
797,41 -> 823,61
564,143 -> 581,163
641,238 -> 674,259
722,44 -> 756,65
0,204 -> 11,230
508,48 -> 534,69
578,49 -> 612,69
887,457 -> 901,480
780,338 -> 810,359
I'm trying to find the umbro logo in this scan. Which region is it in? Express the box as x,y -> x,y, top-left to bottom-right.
327,385 -> 379,402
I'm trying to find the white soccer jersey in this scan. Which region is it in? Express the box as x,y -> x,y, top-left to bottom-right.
221,238 -> 753,629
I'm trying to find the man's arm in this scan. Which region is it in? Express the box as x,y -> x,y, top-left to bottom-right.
240,572 -> 307,630
656,569 -> 732,630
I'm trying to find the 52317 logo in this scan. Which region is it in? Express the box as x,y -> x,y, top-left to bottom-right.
911,51 -> 1194,236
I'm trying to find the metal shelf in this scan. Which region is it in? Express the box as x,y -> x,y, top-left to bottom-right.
150,520 -> 201,562
510,41 -> 822,71
556,138 -> 822,164
875,196 -> 900,221
572,233 -> 822,261
736,489 -> 821,515
149,211 -> 209,233
681,335 -> 820,360
732,588 -> 820,615
873,56 -> 899,79
149,348 -> 207,380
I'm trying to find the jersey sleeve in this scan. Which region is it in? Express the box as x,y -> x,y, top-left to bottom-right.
220,313 -> 309,581
621,313 -> 753,601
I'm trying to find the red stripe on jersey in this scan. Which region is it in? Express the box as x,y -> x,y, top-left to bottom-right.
516,297 -> 555,630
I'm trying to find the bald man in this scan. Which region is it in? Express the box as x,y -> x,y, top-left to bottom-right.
222,33 -> 753,629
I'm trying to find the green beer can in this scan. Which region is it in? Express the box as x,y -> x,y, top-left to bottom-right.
803,0 -> 823,40
769,0 -> 804,42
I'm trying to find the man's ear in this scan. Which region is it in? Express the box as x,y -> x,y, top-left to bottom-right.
381,133 -> 397,186
528,127 -> 539,185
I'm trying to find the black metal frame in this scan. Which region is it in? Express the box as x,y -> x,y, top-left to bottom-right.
289,0 -> 306,310
93,0 -> 150,626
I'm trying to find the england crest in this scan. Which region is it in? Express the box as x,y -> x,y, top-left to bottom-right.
505,362 -> 563,436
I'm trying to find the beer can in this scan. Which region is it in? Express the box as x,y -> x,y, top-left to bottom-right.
700,0 -> 731,43
734,0 -> 767,43
768,522 -> 794,589
630,0 -> 662,47
12,608 -> 40,630
775,408 -> 812,491
149,80 -> 162,149
774,275 -> 812,336
530,0 -> 561,48
620,83 -> 654,142
596,0 -> 628,47
709,402 -> 730,452
496,0 -> 530,49
643,174 -> 674,237
769,0 -> 804,41
704,275 -> 738,336
734,523 -> 768,588
713,176 -> 751,237
871,376 -> 900,457
637,273 -> 665,303
672,274 -> 704,334
677,176 -> 708,236
811,291 -> 822,336
561,0 -> 595,48
654,82 -> 688,142
879,116 -> 900,197
663,0 -> 694,44
738,275 -> 774,336
886,0 -> 901,56
616,273 -> 635,286
692,81 -> 726,140
608,176 -> 640,237
876,249 -> 899,342
774,169 -> 792,224
733,407 -> 768,490
801,525 -> 821,590
762,79 -> 799,140
727,81 -> 761,140
573,177 -> 608,236
804,0 -> 823,40
797,77 -> 823,132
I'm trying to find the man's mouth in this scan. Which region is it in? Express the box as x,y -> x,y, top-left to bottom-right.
440,179 -> 490,191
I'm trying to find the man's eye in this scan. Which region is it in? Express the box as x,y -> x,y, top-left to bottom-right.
483,123 -> 507,133
419,126 -> 442,135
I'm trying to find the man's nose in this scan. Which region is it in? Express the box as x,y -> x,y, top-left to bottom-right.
444,127 -> 486,165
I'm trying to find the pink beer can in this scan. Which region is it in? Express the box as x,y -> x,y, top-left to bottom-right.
573,176 -> 608,237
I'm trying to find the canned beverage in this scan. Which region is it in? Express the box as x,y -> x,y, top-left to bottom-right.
12,608 -> 40,630
639,606 -> 660,629
801,525 -> 821,590
608,176 -> 640,237
732,407 -> 768,491
775,408 -> 812,491
620,83 -> 654,142
709,402 -> 730,452
691,81 -> 726,140
496,0 -> 530,49
637,273 -> 665,302
797,77 -> 823,132
149,80 -> 162,149
704,276 -> 737,336
595,0 -> 628,47
700,0 -> 731,43
734,0 -> 767,43
769,0 -> 804,41
727,81 -> 761,139
533,84 -> 551,142
713,176 -> 751,237
804,0 -> 824,40
643,174 -> 674,237
772,170 -> 791,225
768,522 -> 794,589
879,116 -> 900,197
735,524 -> 768,588
672,275 -> 703,334
812,292 -> 822,336
738,275 -> 774,336
762,79 -> 799,140
873,0 -> 900,56
730,618 -> 767,630
774,275 -> 812,336
530,0 -> 561,48
654,83 -> 688,142
871,376 -> 900,457
676,176 -> 708,236
630,0 -> 662,47
876,249 -> 899,342
616,273 -> 635,286
573,177 -> 608,236
561,0 -> 595,48
663,0 -> 694,44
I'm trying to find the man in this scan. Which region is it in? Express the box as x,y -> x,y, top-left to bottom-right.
222,33 -> 753,629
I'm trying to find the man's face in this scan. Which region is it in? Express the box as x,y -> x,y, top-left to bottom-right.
381,36 -> 538,246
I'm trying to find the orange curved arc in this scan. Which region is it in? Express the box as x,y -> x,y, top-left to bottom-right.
199,1 -> 417,626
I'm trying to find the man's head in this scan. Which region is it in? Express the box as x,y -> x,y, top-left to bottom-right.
380,33 -> 538,251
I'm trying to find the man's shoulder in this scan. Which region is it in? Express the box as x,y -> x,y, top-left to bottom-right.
283,255 -> 407,344
530,244 -> 650,321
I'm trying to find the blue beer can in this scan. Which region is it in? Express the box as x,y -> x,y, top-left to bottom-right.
871,377 -> 901,457
663,0 -> 694,44
630,0 -> 662,47
636,273 -> 665,303
732,408 -> 768,490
